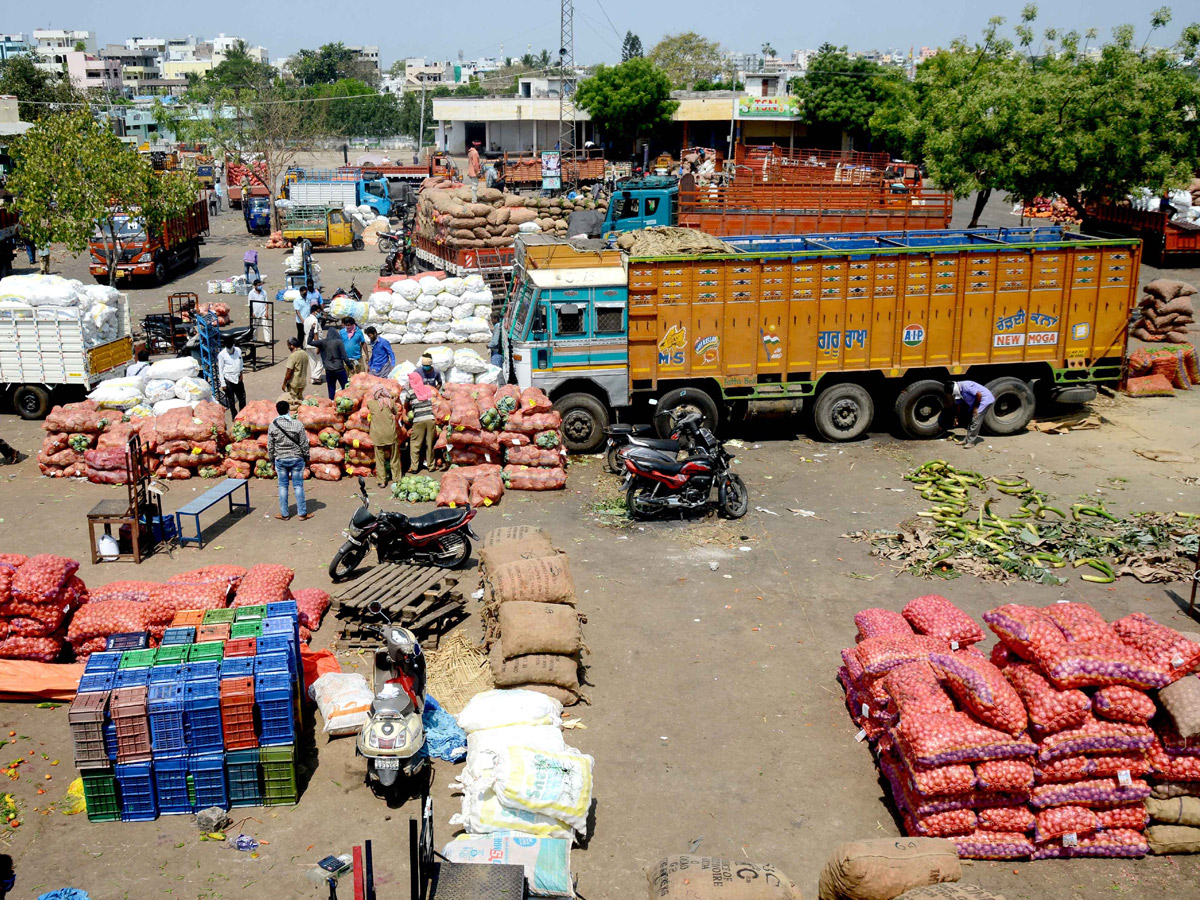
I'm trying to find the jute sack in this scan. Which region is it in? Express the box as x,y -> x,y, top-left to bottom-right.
483,525 -> 550,548
1158,675 -> 1200,739
1152,781 -> 1200,799
1147,824 -> 1200,854
511,682 -> 585,707
490,643 -> 580,690
818,839 -> 960,900
646,855 -> 801,900
895,887 -> 1005,900
489,556 -> 576,605
478,536 -> 558,574
497,602 -> 582,657
1146,796 -> 1200,826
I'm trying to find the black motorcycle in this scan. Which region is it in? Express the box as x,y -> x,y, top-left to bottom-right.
604,406 -> 694,474
620,412 -> 749,520
330,477 -> 479,581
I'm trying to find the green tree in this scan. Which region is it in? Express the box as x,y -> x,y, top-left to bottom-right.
208,41 -> 276,93
0,55 -> 82,120
762,43 -> 776,58
10,109 -> 199,284
387,59 -> 407,79
289,43 -> 376,86
648,32 -> 722,89
537,49 -> 552,69
621,31 -> 644,62
315,78 -> 403,138
575,58 -> 678,150
793,44 -> 904,143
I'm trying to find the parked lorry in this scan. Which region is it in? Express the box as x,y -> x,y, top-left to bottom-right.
280,205 -> 363,249
281,169 -> 392,217
502,227 -> 1140,452
88,200 -> 210,286
502,150 -> 607,186
0,293 -> 133,419
1082,202 -> 1200,266
227,162 -> 270,208
338,152 -> 458,186
733,143 -> 924,189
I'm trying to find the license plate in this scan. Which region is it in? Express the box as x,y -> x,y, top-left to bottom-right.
374,758 -> 400,770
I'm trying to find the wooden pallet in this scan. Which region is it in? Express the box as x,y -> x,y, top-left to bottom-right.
332,563 -> 467,649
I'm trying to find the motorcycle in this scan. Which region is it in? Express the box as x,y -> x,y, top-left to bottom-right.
604,406 -> 694,474
621,412 -> 749,520
329,477 -> 479,581
379,234 -> 415,278
356,599 -> 428,798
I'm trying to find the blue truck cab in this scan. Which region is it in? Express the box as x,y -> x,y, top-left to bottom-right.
601,177 -> 677,236
243,196 -> 272,235
282,168 -> 393,218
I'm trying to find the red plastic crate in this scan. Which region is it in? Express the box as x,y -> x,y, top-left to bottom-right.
110,685 -> 152,764
170,609 -> 206,628
220,676 -> 257,751
197,623 -> 231,642
224,638 -> 257,658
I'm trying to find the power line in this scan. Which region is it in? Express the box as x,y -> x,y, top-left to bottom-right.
593,0 -> 623,44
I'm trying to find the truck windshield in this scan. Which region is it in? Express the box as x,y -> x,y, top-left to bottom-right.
94,216 -> 146,243
510,280 -> 538,339
365,182 -> 385,198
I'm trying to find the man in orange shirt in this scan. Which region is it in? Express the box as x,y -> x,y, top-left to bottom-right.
466,142 -> 482,186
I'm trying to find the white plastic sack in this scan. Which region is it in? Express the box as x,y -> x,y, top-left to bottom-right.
309,673 -> 374,736
426,346 -> 454,372
475,364 -> 503,387
152,398 -> 194,416
418,275 -> 442,294
468,332 -> 493,344
357,204 -> 373,216
405,322 -> 427,336
450,316 -> 491,336
450,782 -> 573,840
83,284 -> 121,306
474,305 -> 493,319
493,746 -> 593,832
379,332 -> 405,347
174,376 -> 214,402
441,277 -> 466,297
0,274 -> 79,307
414,293 -> 438,312
446,333 -> 468,344
453,348 -> 488,375
392,279 -> 422,301
457,689 -> 563,734
448,366 -> 474,384
143,379 -> 177,404
389,360 -> 417,382
369,291 -> 394,313
390,297 -> 414,313
452,301 -> 476,320
408,309 -> 432,325
424,330 -> 449,344
388,309 -> 409,325
329,296 -> 369,323
146,356 -> 200,381
401,334 -> 425,344
430,305 -> 453,322
463,724 -> 567,782
463,289 -> 493,307
88,381 -> 144,411
443,834 -> 573,899
518,221 -> 540,234
464,274 -> 486,291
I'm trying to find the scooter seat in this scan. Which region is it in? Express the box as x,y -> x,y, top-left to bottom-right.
406,506 -> 470,534
608,424 -> 635,435
629,437 -> 679,452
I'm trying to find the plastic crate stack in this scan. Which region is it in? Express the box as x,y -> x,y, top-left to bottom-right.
70,600 -> 303,821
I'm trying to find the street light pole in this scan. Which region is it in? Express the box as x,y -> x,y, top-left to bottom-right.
417,74 -> 427,163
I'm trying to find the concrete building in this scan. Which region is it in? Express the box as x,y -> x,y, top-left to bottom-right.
163,59 -> 213,79
32,28 -> 96,64
64,52 -> 123,93
101,44 -> 161,94
211,34 -> 269,65
346,45 -> 381,79
0,34 -> 31,62
0,95 -> 35,179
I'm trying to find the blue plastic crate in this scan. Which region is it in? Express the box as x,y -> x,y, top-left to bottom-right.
184,661 -> 221,683
256,635 -> 296,664
78,671 -> 115,694
153,755 -> 191,815
254,653 -> 290,676
220,657 -> 255,680
184,680 -> 223,753
266,600 -> 299,620
115,761 -> 157,821
161,627 -> 195,646
262,616 -> 299,641
254,670 -> 293,695
114,667 -> 151,688
189,753 -> 228,810
255,685 -> 295,746
141,513 -> 177,545
84,651 -> 122,673
105,632 -> 149,652
148,665 -> 183,686
225,748 -> 262,807
148,682 -> 186,756
104,719 -> 118,762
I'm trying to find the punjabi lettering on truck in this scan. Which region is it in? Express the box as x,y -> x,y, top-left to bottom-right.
504,228 -> 1141,453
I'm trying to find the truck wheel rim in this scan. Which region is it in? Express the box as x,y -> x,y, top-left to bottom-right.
831,399 -> 860,430
562,411 -> 594,442
913,396 -> 942,425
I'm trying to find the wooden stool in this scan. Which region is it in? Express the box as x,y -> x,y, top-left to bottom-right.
87,499 -> 144,564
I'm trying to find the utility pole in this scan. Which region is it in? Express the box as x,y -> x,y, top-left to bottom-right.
558,0 -> 575,185
417,73 -> 428,161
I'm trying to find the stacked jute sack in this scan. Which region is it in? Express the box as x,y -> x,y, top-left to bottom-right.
414,183 -> 608,253
1144,670 -> 1200,854
479,527 -> 587,707
1132,279 -> 1196,343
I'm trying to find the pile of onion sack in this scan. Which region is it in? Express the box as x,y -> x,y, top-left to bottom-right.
839,596 -> 1200,858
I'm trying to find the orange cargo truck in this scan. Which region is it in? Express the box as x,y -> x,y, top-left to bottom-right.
502,227 -> 1140,452
88,200 -> 210,285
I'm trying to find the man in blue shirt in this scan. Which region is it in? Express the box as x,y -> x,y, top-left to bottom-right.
293,287 -> 309,346
364,326 -> 395,376
947,380 -> 995,448
306,279 -> 323,309
340,317 -> 367,374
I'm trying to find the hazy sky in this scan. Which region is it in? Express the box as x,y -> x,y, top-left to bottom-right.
11,1 -> 1194,67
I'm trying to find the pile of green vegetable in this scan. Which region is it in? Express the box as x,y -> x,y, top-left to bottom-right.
231,422 -> 251,441
480,407 -> 505,432
254,459 -> 276,479
496,394 -> 518,415
535,431 -> 560,449
846,460 -> 1198,585
68,434 -> 91,453
392,475 -> 439,503
319,431 -> 339,449
335,397 -> 357,416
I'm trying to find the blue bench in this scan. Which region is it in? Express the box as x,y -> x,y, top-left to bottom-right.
175,478 -> 251,548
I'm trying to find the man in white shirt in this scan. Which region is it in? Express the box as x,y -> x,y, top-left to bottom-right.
127,349 -> 151,377
218,335 -> 246,417
247,280 -> 270,343
293,287 -> 310,346
302,299 -> 325,384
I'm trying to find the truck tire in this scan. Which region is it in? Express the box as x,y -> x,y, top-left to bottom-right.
895,379 -> 951,439
813,383 -> 873,442
654,387 -> 720,438
153,260 -> 168,285
554,393 -> 609,454
13,384 -> 51,420
983,376 -> 1036,435
190,244 -> 201,268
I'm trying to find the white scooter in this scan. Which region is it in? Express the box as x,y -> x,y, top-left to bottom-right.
356,600 -> 429,798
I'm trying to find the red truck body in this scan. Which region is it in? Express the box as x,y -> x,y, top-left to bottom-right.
1083,202 -> 1200,266
502,150 -> 606,186
227,162 -> 270,206
88,200 -> 210,283
733,143 -> 923,189
338,153 -> 458,185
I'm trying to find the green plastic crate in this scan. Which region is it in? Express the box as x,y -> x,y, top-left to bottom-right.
82,771 -> 121,822
203,609 -> 236,625
154,645 -> 187,667
118,649 -> 157,670
260,745 -> 297,806
187,641 -> 226,663
230,620 -> 263,639
234,605 -> 267,622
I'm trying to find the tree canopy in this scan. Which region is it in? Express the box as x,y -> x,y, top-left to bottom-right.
621,32 -> 644,62
648,32 -> 722,89
575,58 -> 678,149
791,45 -> 904,142
0,55 -> 82,121
312,78 -> 402,139
290,43 -> 378,87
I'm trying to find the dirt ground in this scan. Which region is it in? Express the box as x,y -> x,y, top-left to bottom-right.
0,191 -> 1198,899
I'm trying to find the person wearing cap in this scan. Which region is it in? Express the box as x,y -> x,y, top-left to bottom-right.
366,387 -> 402,487
248,279 -> 270,343
281,337 -> 310,409
416,353 -> 443,388
946,380 -> 995,448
